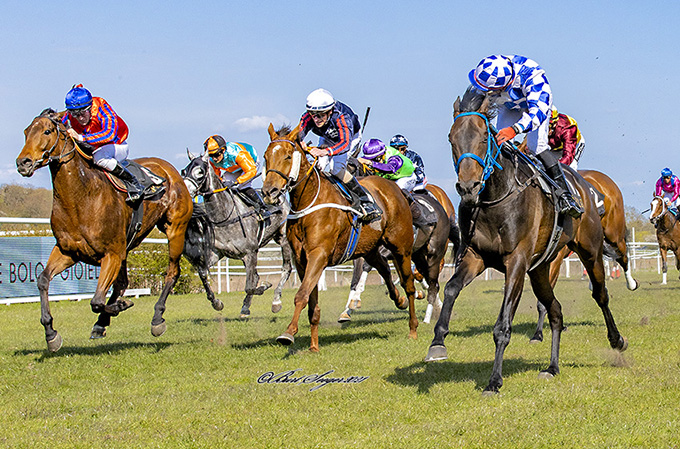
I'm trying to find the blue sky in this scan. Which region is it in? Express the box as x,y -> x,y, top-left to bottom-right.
1,0 -> 678,212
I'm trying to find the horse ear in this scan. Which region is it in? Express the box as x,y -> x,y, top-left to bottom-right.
479,93 -> 492,115
268,123 -> 277,140
289,124 -> 301,143
187,148 -> 197,160
453,97 -> 461,116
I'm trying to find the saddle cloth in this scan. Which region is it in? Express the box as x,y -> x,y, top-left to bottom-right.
106,160 -> 167,200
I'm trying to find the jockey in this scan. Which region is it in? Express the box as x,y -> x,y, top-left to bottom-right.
656,168 -> 680,214
298,88 -> 381,223
204,135 -> 270,219
62,84 -> 143,202
359,138 -> 428,228
389,134 -> 428,192
468,54 -> 583,218
549,107 -> 586,170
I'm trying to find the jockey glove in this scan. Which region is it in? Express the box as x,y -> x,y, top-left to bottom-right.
496,127 -> 517,145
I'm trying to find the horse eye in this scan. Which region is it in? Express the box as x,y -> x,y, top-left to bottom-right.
43,129 -> 52,135
191,167 -> 204,178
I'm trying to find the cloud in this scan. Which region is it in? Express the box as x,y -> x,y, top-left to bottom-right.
232,114 -> 290,133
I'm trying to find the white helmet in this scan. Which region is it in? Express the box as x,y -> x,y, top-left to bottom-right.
306,88 -> 335,112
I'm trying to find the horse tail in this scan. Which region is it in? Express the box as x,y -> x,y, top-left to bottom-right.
184,203 -> 216,268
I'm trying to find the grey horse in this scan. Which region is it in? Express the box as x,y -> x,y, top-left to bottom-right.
182,150 -> 293,318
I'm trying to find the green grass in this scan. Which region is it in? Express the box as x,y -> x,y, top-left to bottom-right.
1,270 -> 679,448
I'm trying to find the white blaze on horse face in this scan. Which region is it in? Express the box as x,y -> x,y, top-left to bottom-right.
650,198 -> 662,220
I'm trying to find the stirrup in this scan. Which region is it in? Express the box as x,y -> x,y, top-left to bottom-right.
560,195 -> 583,218
361,203 -> 382,223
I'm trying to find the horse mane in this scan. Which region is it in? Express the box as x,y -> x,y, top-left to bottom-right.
39,108 -> 58,118
274,125 -> 292,138
458,86 -> 498,119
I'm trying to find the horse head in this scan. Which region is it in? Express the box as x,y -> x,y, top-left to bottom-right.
16,108 -> 69,177
262,123 -> 308,205
650,195 -> 668,226
449,88 -> 500,207
181,150 -> 215,198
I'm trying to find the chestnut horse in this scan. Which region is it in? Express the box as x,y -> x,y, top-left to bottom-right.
261,124 -> 417,352
15,109 -> 193,352
649,195 -> 680,284
424,90 -> 627,394
531,169 -> 638,342
339,183 -> 460,324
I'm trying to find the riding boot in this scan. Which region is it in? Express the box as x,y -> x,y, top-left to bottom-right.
240,187 -> 271,219
344,177 -> 382,223
401,189 -> 429,229
537,152 -> 583,218
111,162 -> 143,203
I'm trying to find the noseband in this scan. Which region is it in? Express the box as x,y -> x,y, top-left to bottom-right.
452,111 -> 503,194
265,139 -> 315,192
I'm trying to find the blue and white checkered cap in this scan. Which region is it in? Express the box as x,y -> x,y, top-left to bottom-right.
468,55 -> 515,91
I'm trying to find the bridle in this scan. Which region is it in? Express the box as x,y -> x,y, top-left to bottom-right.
650,196 -> 671,227
452,111 -> 503,195
264,139 -> 316,193
31,114 -> 80,169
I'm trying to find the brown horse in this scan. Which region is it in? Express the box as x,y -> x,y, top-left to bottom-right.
15,109 -> 193,352
424,89 -> 627,394
425,184 -> 461,268
531,169 -> 638,342
261,124 -> 418,352
649,195 -> 680,284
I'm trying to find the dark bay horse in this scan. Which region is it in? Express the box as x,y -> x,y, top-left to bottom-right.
261,124 -> 418,352
649,195 -> 680,284
531,169 -> 638,342
16,109 -> 193,352
339,184 -> 460,324
424,91 -> 627,394
181,151 -> 293,317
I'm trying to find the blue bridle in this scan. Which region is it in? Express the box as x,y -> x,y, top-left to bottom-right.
452,111 -> 504,193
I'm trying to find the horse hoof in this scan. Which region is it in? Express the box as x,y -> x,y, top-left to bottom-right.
482,388 -> 499,397
46,333 -> 63,353
395,296 -> 408,310
629,279 -> 639,291
617,336 -> 629,352
538,371 -> 555,380
415,291 -> 424,300
240,312 -> 251,320
212,300 -> 224,311
338,312 -> 351,323
424,345 -> 447,362
271,302 -> 282,314
151,321 -> 167,337
90,325 -> 107,339
529,336 -> 543,344
276,333 -> 294,346
104,299 -> 134,316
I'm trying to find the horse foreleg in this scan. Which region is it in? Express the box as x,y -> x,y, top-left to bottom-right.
37,246 -> 77,352
579,248 -> 628,352
529,264 -> 565,380
339,259 -> 370,323
307,285 -> 321,352
660,247 -> 668,284
90,253 -> 123,314
426,251 -> 485,362
485,259 -> 529,394
412,250 -> 441,325
150,226 -> 185,337
92,261 -> 133,339
271,234 -> 294,313
277,251 -> 327,349
240,252 -> 262,319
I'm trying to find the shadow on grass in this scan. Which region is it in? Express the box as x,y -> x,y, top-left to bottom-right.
15,341 -> 174,361
444,319 -> 599,341
231,330 -> 389,354
385,357 -> 545,393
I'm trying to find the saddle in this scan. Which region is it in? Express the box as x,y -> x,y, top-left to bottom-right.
105,160 -> 167,201
412,191 -> 439,226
